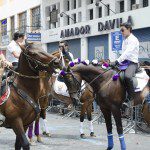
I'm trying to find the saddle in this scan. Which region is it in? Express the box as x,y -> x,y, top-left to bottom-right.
118,64 -> 149,92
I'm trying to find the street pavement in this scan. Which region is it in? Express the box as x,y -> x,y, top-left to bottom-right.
0,112 -> 150,150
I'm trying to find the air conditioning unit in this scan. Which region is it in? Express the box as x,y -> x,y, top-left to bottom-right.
132,4 -> 139,10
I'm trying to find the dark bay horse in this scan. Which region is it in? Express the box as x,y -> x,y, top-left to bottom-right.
48,50 -> 95,138
62,63 -> 150,150
0,43 -> 60,150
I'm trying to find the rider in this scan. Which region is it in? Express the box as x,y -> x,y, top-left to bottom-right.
111,22 -> 139,103
6,32 -> 25,70
59,40 -> 74,63
0,51 -> 12,124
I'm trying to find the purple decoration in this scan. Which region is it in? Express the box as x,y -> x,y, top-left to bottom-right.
60,70 -> 66,76
103,62 -> 109,68
28,123 -> 33,139
69,61 -> 75,67
34,121 -> 39,136
81,61 -> 87,65
77,58 -> 81,63
112,73 -> 119,81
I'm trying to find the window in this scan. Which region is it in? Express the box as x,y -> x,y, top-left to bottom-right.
131,0 -> 136,10
143,0 -> 149,7
10,16 -> 15,39
73,0 -> 76,9
106,4 -> 110,16
19,12 -> 27,33
67,16 -> 70,25
120,1 -> 124,13
98,7 -> 102,18
31,6 -> 41,30
90,0 -> 93,4
1,19 -> 7,36
89,9 -> 93,20
73,13 -> 76,23
67,0 -> 70,11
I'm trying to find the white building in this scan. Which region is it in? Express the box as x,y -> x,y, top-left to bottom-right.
41,0 -> 150,61
0,0 -> 41,53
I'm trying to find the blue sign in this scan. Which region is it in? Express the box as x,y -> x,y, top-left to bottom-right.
111,31 -> 123,51
27,33 -> 41,41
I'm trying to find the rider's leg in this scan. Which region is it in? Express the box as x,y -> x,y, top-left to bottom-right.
124,62 -> 138,101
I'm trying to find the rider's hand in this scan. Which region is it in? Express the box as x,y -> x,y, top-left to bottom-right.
2,60 -> 13,68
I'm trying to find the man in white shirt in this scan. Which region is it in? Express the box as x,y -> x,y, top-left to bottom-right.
111,22 -> 139,102
59,41 -> 74,63
6,32 -> 25,68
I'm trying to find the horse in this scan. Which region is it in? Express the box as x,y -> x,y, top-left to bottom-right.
45,50 -> 95,138
61,63 -> 150,150
0,43 -> 60,150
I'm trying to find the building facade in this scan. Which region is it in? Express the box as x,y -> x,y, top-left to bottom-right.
41,0 -> 150,61
0,0 -> 41,53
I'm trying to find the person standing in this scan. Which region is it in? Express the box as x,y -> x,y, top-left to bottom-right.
6,32 -> 25,69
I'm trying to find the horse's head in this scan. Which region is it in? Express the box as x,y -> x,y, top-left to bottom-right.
19,43 -> 60,75
61,66 -> 82,106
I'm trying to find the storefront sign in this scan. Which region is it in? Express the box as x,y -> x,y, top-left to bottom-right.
98,16 -> 133,31
111,31 -> 123,51
60,25 -> 91,38
139,41 -> 150,59
27,33 -> 41,41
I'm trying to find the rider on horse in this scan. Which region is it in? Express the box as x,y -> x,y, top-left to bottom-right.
0,51 -> 12,123
111,22 -> 140,103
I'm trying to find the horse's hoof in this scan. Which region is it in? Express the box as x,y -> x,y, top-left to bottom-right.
90,132 -> 96,137
43,132 -> 51,137
80,134 -> 86,139
29,139 -> 36,146
37,135 -> 42,143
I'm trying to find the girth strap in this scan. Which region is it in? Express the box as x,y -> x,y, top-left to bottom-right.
12,83 -> 40,115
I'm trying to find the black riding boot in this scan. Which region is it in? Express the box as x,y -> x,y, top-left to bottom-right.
125,78 -> 135,101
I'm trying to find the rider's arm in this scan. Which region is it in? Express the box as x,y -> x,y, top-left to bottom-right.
11,51 -> 20,59
117,39 -> 139,63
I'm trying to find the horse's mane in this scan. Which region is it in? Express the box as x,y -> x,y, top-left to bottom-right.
72,63 -> 104,75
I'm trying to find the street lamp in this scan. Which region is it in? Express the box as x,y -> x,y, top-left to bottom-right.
60,12 -> 76,23
95,0 -> 116,14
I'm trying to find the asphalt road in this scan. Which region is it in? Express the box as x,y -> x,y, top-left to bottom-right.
0,112 -> 150,150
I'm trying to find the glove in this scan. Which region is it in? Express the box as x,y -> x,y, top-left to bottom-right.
110,60 -> 119,68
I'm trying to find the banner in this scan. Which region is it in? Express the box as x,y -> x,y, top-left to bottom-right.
27,33 -> 41,41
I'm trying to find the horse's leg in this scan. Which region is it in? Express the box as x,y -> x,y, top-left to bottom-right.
12,119 -> 30,150
28,122 -> 34,145
35,117 -> 42,142
86,103 -> 95,137
111,105 -> 126,150
100,105 -> 114,150
40,109 -> 51,137
80,104 -> 86,138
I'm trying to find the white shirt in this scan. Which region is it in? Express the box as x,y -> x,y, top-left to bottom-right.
117,33 -> 139,63
6,40 -> 22,63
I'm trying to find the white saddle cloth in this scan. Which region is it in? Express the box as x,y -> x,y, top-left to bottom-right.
53,76 -> 85,97
134,69 -> 149,92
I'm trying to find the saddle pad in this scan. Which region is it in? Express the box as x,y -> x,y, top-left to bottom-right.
134,69 -> 149,92
0,86 -> 10,106
53,76 -> 85,97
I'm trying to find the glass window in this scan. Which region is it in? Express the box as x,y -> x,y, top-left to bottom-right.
19,12 -> 27,33
131,0 -> 136,10
10,16 -> 15,39
120,1 -> 124,13
98,7 -> 102,18
143,0 -> 149,7
1,19 -> 7,36
90,9 -> 93,20
31,6 -> 41,30
67,0 -> 70,11
106,4 -> 110,16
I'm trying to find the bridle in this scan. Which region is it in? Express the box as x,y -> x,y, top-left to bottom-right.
22,46 -> 58,73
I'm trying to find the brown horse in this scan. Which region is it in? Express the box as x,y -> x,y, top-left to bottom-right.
62,63 -> 150,150
0,43 -> 60,150
48,50 -> 95,138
